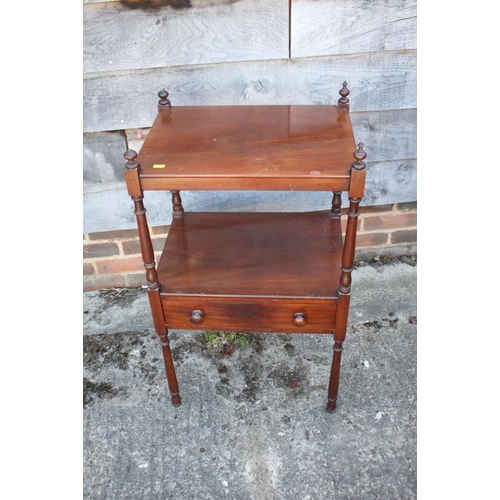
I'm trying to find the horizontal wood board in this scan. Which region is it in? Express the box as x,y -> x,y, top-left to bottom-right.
158,211 -> 343,296
291,0 -> 417,58
84,131 -> 127,184
350,109 -> 416,163
83,50 -> 416,133
84,0 -> 289,73
136,105 -> 355,181
162,295 -> 337,334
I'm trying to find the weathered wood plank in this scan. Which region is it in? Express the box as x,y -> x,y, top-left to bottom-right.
291,0 -> 417,58
84,183 -> 171,234
83,131 -> 127,185
83,50 -> 416,133
84,0 -> 289,73
350,109 -> 417,163
364,159 -> 416,206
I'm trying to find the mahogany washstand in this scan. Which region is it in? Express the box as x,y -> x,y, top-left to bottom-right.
124,83 -> 366,413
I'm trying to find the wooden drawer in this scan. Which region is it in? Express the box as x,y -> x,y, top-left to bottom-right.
162,295 -> 337,334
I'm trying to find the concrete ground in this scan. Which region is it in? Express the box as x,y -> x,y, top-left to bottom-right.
83,259 -> 417,499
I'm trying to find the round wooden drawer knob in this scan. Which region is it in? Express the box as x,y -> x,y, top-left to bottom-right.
293,312 -> 306,327
190,309 -> 204,325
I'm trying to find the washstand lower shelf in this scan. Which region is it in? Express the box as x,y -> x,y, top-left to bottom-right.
157,211 -> 343,334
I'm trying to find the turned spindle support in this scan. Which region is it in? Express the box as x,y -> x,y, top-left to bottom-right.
124,149 -> 181,407
330,191 -> 342,219
171,190 -> 185,218
337,82 -> 350,110
326,142 -> 366,413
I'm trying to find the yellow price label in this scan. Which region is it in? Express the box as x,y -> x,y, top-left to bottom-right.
153,164 -> 166,169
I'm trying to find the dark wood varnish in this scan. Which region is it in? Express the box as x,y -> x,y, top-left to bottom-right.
157,212 -> 343,298
124,149 -> 181,408
136,105 -> 355,191
123,83 -> 367,413
293,313 -> 307,328
163,296 -> 337,334
326,143 -> 367,413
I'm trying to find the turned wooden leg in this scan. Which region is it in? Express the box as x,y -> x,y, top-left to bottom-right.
147,289 -> 182,408
125,150 -> 182,409
327,190 -> 345,411
326,189 -> 363,412
326,336 -> 344,413
159,330 -> 181,407
327,300 -> 348,413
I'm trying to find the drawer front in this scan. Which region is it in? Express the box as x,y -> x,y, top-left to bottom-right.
162,296 -> 337,334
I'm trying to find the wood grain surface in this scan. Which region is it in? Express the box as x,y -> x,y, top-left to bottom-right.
162,295 -> 338,333
83,50 -> 416,133
137,105 -> 355,182
291,0 -> 417,58
350,109 -> 417,163
83,131 -> 127,185
84,0 -> 289,73
157,211 -> 343,297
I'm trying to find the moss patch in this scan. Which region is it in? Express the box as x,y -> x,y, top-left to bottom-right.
203,330 -> 250,349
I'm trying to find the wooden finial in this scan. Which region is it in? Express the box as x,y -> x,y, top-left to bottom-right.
337,81 -> 350,110
351,143 -> 366,170
158,89 -> 171,109
124,149 -> 139,169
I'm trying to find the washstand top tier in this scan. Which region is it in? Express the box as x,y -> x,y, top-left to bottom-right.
134,98 -> 358,191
